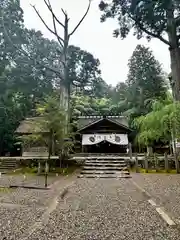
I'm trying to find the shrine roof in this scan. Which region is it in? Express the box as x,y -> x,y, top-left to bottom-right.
78,116 -> 132,133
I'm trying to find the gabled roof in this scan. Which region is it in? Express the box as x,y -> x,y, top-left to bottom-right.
78,117 -> 132,133
77,115 -> 129,129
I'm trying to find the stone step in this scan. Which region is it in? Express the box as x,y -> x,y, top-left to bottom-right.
77,157 -> 127,160
0,162 -> 16,165
84,164 -> 127,167
0,165 -> 16,169
78,174 -> 131,179
0,164 -> 16,167
0,161 -> 16,163
84,163 -> 127,167
81,170 -> 129,175
80,157 -> 130,179
85,161 -> 127,164
85,158 -> 126,161
0,169 -> 11,173
0,159 -> 17,173
83,167 -> 128,170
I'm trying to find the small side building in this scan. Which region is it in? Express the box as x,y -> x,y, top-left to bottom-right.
16,117 -> 49,157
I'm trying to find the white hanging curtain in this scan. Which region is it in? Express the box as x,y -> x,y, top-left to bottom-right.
82,134 -> 104,145
82,134 -> 128,146
106,134 -> 128,145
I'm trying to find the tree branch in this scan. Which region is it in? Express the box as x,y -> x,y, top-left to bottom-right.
43,0 -> 65,28
31,4 -> 64,45
31,5 -> 55,35
52,16 -> 64,48
43,0 -> 64,48
131,16 -> 170,46
61,8 -> 70,22
175,16 -> 180,27
140,24 -> 170,46
61,8 -> 67,17
69,0 -> 91,37
53,15 -> 64,48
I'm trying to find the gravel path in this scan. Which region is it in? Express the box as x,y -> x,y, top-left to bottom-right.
132,173 -> 180,221
0,175 -> 75,240
28,178 -> 180,240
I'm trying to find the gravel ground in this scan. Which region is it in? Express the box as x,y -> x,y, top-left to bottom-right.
0,206 -> 44,240
132,173 -> 180,221
0,175 -> 75,240
28,178 -> 180,240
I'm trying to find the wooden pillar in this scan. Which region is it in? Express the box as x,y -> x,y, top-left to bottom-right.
45,161 -> 49,173
174,152 -> 180,174
154,153 -> 159,172
164,152 -> 169,173
129,142 -> 133,160
172,136 -> 180,173
144,153 -> 148,173
147,146 -> 153,156
135,153 -> 139,173
38,161 -> 42,175
82,145 -> 84,153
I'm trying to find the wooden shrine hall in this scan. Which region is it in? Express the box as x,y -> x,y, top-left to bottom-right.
77,116 -> 132,154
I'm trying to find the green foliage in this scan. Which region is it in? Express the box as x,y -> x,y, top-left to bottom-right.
134,96 -> 180,146
22,96 -> 67,156
99,0 -> 180,46
0,0 -> 25,70
9,167 -> 38,175
50,166 -> 78,175
71,45 -> 168,121
68,45 -> 102,94
71,94 -> 126,118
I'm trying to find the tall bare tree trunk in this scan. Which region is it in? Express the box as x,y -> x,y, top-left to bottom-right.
147,146 -> 153,156
60,85 -> 69,134
167,3 -> 180,101
169,48 -> 180,101
32,0 -> 92,134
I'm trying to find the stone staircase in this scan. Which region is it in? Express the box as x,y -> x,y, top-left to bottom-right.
78,157 -> 131,178
0,158 -> 17,173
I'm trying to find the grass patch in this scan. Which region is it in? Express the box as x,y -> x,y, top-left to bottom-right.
8,166 -> 79,176
7,167 -> 38,175
131,168 -> 177,174
0,187 -> 14,193
50,166 -> 78,175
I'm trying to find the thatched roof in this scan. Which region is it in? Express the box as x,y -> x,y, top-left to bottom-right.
77,115 -> 129,130
16,117 -> 48,134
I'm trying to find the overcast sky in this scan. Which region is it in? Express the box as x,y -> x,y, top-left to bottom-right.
20,0 -> 171,86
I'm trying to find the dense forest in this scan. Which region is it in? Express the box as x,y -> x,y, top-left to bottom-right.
0,1 -> 171,155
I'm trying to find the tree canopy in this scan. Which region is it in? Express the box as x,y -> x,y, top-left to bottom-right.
99,0 -> 180,46
0,0 -> 172,155
134,95 -> 180,146
99,0 -> 180,101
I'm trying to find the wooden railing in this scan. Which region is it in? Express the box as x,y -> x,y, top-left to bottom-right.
133,153 -> 179,173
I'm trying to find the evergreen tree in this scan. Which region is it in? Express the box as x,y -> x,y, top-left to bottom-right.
0,0 -> 25,70
126,45 -> 167,116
